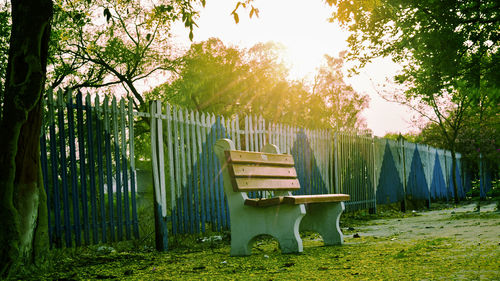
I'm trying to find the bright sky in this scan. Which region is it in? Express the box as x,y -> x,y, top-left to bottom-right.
170,0 -> 417,137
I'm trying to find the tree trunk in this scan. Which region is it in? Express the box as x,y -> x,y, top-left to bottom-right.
0,0 -> 52,277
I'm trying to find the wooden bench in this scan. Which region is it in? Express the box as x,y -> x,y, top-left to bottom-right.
214,138 -> 350,256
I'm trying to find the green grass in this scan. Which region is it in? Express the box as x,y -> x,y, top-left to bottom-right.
14,201 -> 500,280
442,210 -> 500,220
15,233 -> 499,280
340,207 -> 422,228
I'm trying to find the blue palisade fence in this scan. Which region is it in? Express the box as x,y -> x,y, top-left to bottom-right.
40,89 -> 139,248
42,96 -> 490,250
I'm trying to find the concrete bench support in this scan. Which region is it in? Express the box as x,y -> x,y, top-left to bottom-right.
300,202 -> 345,245
214,138 -> 349,256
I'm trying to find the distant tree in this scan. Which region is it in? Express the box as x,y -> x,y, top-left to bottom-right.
312,53 -> 369,132
149,38 -> 248,114
420,92 -> 500,175
328,0 -> 499,202
150,40 -> 295,119
240,41 -> 290,116
384,132 -> 423,144
152,39 -> 369,132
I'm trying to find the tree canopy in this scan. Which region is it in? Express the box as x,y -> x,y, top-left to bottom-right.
46,0 -> 207,110
149,38 -> 369,131
328,0 -> 498,132
328,0 -> 499,201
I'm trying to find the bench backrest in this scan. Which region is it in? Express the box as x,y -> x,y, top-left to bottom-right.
225,150 -> 300,192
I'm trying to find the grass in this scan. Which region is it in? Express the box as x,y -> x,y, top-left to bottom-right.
442,211 -> 500,220
338,204 -> 425,230
13,201 -> 500,280
15,232 -> 499,280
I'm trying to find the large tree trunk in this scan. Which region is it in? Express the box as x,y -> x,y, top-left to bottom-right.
0,0 -> 52,277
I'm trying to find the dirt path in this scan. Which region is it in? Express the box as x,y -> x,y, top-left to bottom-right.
350,203 -> 500,246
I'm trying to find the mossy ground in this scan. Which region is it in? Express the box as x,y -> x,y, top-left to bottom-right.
14,201 -> 500,280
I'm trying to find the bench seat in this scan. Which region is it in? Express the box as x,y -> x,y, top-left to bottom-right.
245,194 -> 351,207
214,138 -> 350,256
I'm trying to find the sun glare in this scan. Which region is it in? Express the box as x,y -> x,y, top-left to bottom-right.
170,0 -> 415,136
178,0 -> 349,81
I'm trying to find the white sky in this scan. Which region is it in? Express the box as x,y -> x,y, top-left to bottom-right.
169,0 -> 417,137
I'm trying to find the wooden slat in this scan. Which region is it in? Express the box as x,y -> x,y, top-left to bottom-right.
112,97 -> 123,240
178,107 -> 188,233
68,94 -> 81,247
234,178 -> 300,191
207,113 -> 216,230
195,110 -> 205,233
128,99 -> 139,239
235,114 -> 241,150
76,93 -> 90,245
217,116 -> 229,229
103,96 -> 115,241
48,92 -> 63,247
283,194 -> 350,205
244,197 -> 283,207
226,150 -> 294,166
85,95 -> 99,244
231,164 -> 297,178
57,90 -> 72,247
120,99 -> 131,240
39,102 -> 52,247
245,194 -> 350,207
185,109 -> 195,234
212,114 -> 223,231
94,95 -> 107,243
200,112 -> 210,227
166,104 -> 178,234
172,105 -> 182,233
244,115 -> 249,151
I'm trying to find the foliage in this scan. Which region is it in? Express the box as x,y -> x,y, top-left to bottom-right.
150,38 -> 369,131
0,2 -> 9,121
328,0 -> 499,151
312,53 -> 369,132
231,0 -> 259,24
328,0 -> 499,201
47,0 -> 207,110
148,38 -> 248,115
383,132 -> 424,144
467,179 -> 500,203
328,0 -> 498,88
0,0 -> 261,111
418,101 -> 499,175
0,3 -> 8,110
0,0 -> 239,276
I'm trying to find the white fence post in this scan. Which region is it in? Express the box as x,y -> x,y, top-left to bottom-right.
150,100 -> 168,251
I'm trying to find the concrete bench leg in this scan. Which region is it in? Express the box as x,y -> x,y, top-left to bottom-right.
275,230 -> 303,254
229,233 -> 255,256
300,202 -> 345,245
229,204 -> 305,256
